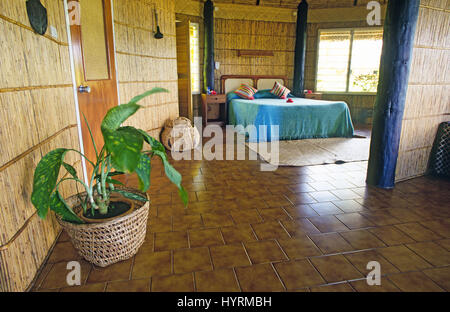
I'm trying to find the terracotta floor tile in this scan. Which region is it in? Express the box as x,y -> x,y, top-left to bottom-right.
106,279 -> 150,292
32,263 -> 53,290
47,241 -> 82,264
277,236 -> 322,260
173,247 -> 213,274
220,224 -> 257,244
195,268 -> 240,292
436,238 -> 450,251
387,208 -> 423,223
310,255 -> 364,283
151,273 -> 194,292
309,191 -> 340,202
377,245 -> 432,272
359,211 -> 401,226
258,207 -> 292,221
308,215 -> 349,233
288,183 -> 316,193
310,282 -> 354,292
87,259 -> 132,284
189,228 -> 224,248
285,193 -> 317,205
344,250 -> 400,276
335,213 -> 374,230
406,241 -> 450,267
283,204 -> 319,218
340,230 -> 386,250
132,251 -> 171,279
422,267 -> 450,291
60,283 -> 106,292
262,195 -> 293,208
395,222 -> 443,242
310,202 -> 343,216
330,189 -> 361,200
309,181 -> 336,191
210,243 -> 251,269
251,220 -> 290,240
387,272 -> 444,292
172,215 -> 204,231
332,200 -> 367,213
281,219 -> 321,236
202,213 -> 234,227
148,216 -> 172,233
309,233 -> 354,254
230,209 -> 263,224
274,260 -> 325,290
420,219 -> 450,238
350,278 -> 400,292
244,240 -> 287,264
154,231 -> 189,251
235,264 -> 284,292
40,260 -> 91,290
368,226 -> 416,246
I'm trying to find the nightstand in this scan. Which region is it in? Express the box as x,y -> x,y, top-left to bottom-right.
201,93 -> 227,127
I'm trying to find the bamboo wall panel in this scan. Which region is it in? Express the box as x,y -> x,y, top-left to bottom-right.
113,0 -> 179,135
0,0 -> 82,292
214,18 -> 296,90
396,0 -> 450,181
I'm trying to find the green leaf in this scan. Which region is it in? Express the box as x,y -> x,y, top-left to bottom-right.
135,153 -> 151,191
137,129 -> 166,153
105,178 -> 124,186
101,102 -> 141,133
128,88 -> 169,104
49,191 -> 84,224
103,127 -> 144,173
152,150 -> 188,206
62,162 -> 77,179
113,189 -> 148,202
31,148 -> 68,219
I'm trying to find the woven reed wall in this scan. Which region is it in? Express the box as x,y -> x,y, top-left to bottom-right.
214,18 -> 296,90
304,19 -> 384,125
396,0 -> 450,181
0,0 -> 83,292
113,0 -> 179,139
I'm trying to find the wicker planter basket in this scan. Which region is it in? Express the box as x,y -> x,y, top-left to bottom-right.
161,117 -> 200,151
57,187 -> 149,267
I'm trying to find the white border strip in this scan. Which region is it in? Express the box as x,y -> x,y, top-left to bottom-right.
63,0 -> 88,184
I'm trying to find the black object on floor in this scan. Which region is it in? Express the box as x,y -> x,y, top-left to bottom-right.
430,121 -> 450,178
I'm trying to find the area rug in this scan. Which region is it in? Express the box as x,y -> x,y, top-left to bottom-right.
245,137 -> 371,167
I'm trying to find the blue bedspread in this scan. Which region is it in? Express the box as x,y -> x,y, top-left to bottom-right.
228,96 -> 354,142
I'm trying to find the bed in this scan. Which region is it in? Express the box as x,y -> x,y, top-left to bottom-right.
221,75 -> 355,142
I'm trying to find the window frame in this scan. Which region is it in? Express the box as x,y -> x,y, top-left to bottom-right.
189,22 -> 201,95
315,27 -> 383,95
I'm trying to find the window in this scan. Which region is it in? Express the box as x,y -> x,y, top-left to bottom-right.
316,28 -> 383,93
189,22 -> 200,94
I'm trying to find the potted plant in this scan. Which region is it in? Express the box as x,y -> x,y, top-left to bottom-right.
31,88 -> 188,267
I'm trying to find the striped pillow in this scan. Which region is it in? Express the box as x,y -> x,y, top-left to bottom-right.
235,84 -> 258,100
270,81 -> 291,99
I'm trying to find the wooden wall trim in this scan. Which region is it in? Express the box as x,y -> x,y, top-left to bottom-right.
0,124 -> 77,172
116,51 -> 177,60
0,14 -> 68,46
0,84 -> 73,94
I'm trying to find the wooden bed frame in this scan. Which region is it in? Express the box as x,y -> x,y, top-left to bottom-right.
220,75 -> 288,94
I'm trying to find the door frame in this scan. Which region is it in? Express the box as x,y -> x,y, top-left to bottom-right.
63,0 -> 120,184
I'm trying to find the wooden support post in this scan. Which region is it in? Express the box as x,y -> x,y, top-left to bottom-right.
203,0 -> 215,93
293,0 -> 308,97
367,0 -> 420,188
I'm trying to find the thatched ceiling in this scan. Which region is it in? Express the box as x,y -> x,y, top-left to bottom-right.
196,0 -> 386,10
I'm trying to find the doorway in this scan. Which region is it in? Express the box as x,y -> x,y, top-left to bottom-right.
67,0 -> 119,174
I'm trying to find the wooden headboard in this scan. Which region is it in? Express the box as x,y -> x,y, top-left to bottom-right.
220,75 -> 288,94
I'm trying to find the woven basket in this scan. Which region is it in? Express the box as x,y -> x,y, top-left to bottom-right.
57,187 -> 149,267
161,117 -> 200,151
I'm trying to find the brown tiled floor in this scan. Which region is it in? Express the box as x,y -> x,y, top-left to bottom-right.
32,134 -> 450,292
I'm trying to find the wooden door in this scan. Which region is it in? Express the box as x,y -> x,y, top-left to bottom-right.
176,20 -> 193,121
69,0 -> 118,169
